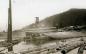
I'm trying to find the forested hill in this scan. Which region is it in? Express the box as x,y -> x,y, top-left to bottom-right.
23,8 -> 86,30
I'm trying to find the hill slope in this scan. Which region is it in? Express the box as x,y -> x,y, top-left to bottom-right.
23,8 -> 86,30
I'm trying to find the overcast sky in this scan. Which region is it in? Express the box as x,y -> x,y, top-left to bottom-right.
0,0 -> 86,31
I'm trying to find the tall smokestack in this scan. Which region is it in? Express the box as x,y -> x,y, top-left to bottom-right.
35,17 -> 39,27
7,0 -> 13,51
35,17 -> 39,24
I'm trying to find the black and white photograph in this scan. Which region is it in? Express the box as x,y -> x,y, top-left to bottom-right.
0,0 -> 86,54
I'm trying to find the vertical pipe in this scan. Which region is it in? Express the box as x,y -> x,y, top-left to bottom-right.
7,0 -> 13,51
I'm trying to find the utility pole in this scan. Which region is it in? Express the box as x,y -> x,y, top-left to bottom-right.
7,0 -> 13,51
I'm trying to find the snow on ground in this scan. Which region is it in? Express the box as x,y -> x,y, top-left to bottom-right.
0,31 -> 86,54
52,48 -> 86,54
13,41 -> 37,53
44,31 -> 86,39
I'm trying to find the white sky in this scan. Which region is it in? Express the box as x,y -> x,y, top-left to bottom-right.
0,0 -> 86,31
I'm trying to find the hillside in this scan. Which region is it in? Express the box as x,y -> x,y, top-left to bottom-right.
23,8 -> 86,30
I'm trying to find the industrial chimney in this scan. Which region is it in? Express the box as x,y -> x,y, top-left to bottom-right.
35,17 -> 39,27
35,17 -> 39,24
